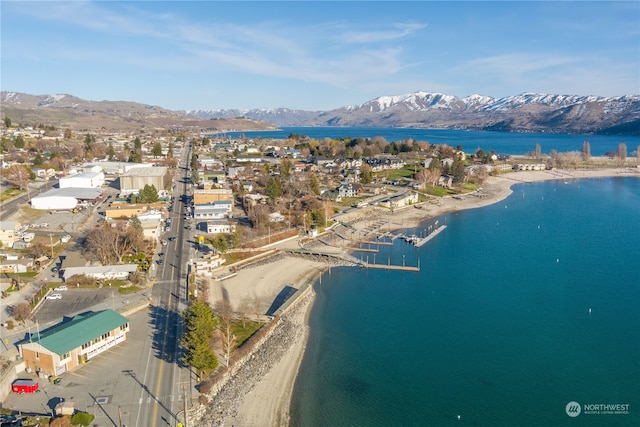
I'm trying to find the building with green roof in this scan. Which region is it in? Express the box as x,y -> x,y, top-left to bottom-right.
18,309 -> 129,376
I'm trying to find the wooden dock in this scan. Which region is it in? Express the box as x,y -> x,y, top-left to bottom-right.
348,247 -> 379,253
362,263 -> 419,272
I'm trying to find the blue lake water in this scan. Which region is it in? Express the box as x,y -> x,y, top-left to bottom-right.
290,177 -> 640,426
216,127 -> 640,156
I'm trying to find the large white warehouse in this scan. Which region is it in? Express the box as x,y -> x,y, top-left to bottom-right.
59,171 -> 105,189
30,188 -> 103,210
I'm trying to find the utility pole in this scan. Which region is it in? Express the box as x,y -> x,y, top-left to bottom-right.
182,386 -> 189,427
48,234 -> 54,260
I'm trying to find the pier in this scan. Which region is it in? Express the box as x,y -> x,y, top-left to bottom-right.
286,248 -> 420,272
396,222 -> 447,248
362,262 -> 420,272
414,225 -> 447,247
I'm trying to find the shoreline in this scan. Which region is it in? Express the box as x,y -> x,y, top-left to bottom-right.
196,167 -> 638,426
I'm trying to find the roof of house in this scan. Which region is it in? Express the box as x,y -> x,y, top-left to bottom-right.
0,220 -> 19,230
22,310 -> 128,355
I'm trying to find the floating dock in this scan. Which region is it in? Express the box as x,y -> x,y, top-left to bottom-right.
414,225 -> 447,247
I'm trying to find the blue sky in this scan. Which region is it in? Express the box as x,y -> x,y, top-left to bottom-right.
2,1 -> 639,111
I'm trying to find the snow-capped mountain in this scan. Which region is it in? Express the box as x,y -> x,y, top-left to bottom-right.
3,90 -> 639,135
190,91 -> 638,134
184,107 -> 320,127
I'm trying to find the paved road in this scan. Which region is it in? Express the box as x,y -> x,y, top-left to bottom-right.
2,144 -> 196,427
131,142 -> 194,427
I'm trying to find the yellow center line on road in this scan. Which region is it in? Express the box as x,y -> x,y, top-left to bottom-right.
151,290 -> 174,427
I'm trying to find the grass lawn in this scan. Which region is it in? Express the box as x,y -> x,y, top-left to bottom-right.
0,187 -> 25,202
231,319 -> 264,349
222,250 -> 269,264
379,166 -> 416,181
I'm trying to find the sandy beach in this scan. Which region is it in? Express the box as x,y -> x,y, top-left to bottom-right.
194,167 -> 638,426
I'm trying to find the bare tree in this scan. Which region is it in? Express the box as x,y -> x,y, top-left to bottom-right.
215,300 -> 236,366
581,141 -> 591,161
11,302 -> 32,322
250,298 -> 263,321
415,168 -> 441,188
534,143 -> 542,159
85,223 -> 145,264
4,165 -> 31,199
85,226 -> 113,264
617,143 -> 627,166
238,301 -> 251,329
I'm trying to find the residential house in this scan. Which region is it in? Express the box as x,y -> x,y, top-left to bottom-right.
0,221 -> 20,248
338,183 -> 362,198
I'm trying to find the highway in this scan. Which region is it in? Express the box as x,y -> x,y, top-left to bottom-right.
130,143 -> 193,427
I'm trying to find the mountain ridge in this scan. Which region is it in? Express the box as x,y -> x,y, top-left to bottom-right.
185,91 -> 640,135
2,90 -> 639,135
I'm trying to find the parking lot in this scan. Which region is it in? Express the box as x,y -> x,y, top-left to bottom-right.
34,287 -> 148,325
3,310 -> 165,427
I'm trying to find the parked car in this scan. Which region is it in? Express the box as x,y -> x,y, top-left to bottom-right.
168,236 -> 176,241
51,266 -> 60,273
46,293 -> 62,300
156,259 -> 164,265
12,379 -> 39,393
161,240 -> 168,246
54,286 -> 68,291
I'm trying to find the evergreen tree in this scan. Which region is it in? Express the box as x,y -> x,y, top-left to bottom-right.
151,141 -> 163,158
265,176 -> 282,202
181,301 -> 218,373
137,184 -> 159,203
309,172 -> 320,195
14,135 -> 25,149
280,158 -> 292,180
212,234 -> 228,253
107,143 -> 116,161
33,153 -> 44,166
129,215 -> 142,230
451,158 -> 466,181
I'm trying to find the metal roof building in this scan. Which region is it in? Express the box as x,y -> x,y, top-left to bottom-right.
17,310 -> 130,376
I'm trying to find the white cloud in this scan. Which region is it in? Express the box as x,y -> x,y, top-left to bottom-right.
340,22 -> 427,43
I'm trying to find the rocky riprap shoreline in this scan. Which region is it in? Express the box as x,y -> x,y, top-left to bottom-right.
189,290 -> 313,427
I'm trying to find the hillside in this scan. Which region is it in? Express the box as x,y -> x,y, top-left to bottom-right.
0,92 -> 277,132
2,91 -> 639,135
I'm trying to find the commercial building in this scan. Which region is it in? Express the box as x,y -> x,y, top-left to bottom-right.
193,188 -> 233,204
118,166 -> 168,195
30,188 -> 103,210
62,264 -> 140,282
59,171 -> 105,189
17,310 -> 129,376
